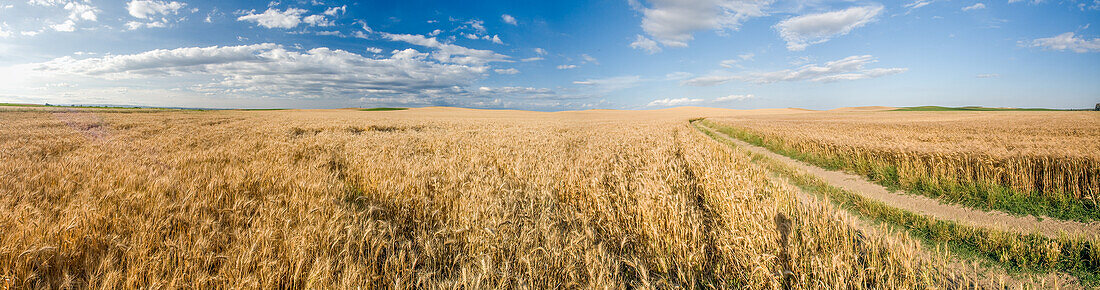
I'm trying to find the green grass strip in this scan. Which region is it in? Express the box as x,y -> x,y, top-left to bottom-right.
698,119 -> 1098,222
693,121 -> 1100,284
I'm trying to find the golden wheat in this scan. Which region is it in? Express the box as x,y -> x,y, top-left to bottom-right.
0,107 -> 1037,288
708,111 -> 1100,220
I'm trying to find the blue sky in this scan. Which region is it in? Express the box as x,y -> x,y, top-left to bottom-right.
0,0 -> 1097,110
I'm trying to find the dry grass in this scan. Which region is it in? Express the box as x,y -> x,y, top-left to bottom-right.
707,111 -> 1100,221
0,107 -> 1017,288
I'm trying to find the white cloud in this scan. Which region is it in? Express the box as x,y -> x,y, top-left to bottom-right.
1027,32 -> 1100,53
632,0 -> 773,49
501,14 -> 517,25
521,57 -> 543,62
904,0 -> 932,11
680,75 -> 737,86
237,8 -> 306,29
127,0 -> 186,20
683,55 -> 906,86
324,5 -> 345,16
476,86 -> 551,95
774,5 -> 883,51
26,44 -> 499,104
630,34 -> 661,54
715,94 -> 754,102
534,48 -> 547,55
204,8 -> 220,23
465,19 -> 486,33
51,20 -> 76,32
365,47 -> 383,54
647,97 -> 704,107
428,29 -> 441,36
719,52 -> 754,68
485,34 -> 503,44
557,64 -> 577,69
28,0 -> 100,32
64,2 -> 99,21
0,24 -> 10,38
665,71 -> 693,80
719,59 -> 740,68
494,68 -> 520,74
962,3 -> 986,11
647,93 -> 753,107
303,14 -> 333,27
380,32 -> 511,65
573,75 -> 642,92
125,20 -> 167,30
581,54 -> 598,64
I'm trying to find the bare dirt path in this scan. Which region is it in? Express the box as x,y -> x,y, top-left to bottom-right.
696,122 -> 1100,239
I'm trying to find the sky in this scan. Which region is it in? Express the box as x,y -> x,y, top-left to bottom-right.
0,0 -> 1097,110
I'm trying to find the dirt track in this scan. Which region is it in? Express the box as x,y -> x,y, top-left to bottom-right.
696,122 -> 1100,239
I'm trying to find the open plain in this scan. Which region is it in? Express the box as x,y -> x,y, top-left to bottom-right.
2,106 -> 1097,288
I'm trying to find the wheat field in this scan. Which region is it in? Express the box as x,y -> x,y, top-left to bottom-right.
707,111 -> 1100,221
0,107 -> 1000,288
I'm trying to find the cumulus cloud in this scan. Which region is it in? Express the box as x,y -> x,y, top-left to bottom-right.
28,0 -> 100,31
64,2 -> 99,21
238,8 -> 306,29
127,0 -> 186,19
646,93 -> 754,107
1026,32 -> 1100,53
647,97 -> 704,107
962,3 -> 986,11
28,44 -> 500,103
630,34 -> 662,54
632,0 -> 772,49
323,5 -> 345,16
303,14 -> 334,27
715,94 -> 754,102
486,34 -> 503,44
380,32 -> 510,65
683,55 -> 906,86
557,64 -> 577,69
774,5 -> 883,51
51,20 -> 76,32
501,14 -> 517,25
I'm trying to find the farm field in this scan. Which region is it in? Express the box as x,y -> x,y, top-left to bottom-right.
1,106 -> 1095,288
705,110 -> 1100,222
